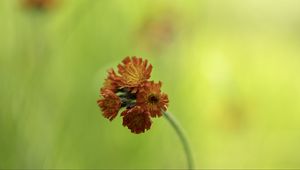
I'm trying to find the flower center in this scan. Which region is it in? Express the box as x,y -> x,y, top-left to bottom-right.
148,94 -> 159,104
123,65 -> 145,85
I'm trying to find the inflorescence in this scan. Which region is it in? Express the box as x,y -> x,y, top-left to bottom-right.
97,56 -> 169,134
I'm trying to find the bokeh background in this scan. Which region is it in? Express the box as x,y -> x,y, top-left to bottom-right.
1,0 -> 300,169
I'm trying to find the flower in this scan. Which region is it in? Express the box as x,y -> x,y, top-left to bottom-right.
137,81 -> 169,117
97,89 -> 121,121
97,56 -> 168,134
117,56 -> 152,93
22,0 -> 56,11
136,9 -> 178,54
121,106 -> 152,134
101,78 -> 115,92
100,69 -> 120,92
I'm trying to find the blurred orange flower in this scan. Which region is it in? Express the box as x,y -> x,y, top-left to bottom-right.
136,9 -> 178,54
22,0 -> 57,11
97,56 -> 168,134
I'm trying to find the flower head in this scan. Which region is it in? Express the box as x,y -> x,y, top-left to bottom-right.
121,106 -> 152,134
137,81 -> 169,117
117,56 -> 152,93
22,0 -> 56,11
100,69 -> 120,93
97,89 -> 121,121
97,56 -> 168,134
136,9 -> 178,54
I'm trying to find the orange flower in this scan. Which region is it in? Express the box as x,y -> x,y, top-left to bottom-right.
107,69 -> 120,85
101,69 -> 120,92
121,106 -> 152,134
23,0 -> 56,10
117,56 -> 152,93
97,56 -> 168,134
137,81 -> 169,117
101,78 -> 115,92
97,89 -> 121,121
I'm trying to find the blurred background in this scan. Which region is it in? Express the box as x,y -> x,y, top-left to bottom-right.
1,0 -> 300,169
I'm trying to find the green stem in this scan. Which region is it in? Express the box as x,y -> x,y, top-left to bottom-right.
163,111 -> 195,169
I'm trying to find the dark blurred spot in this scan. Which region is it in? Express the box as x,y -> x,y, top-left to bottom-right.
219,101 -> 248,132
148,94 -> 159,104
22,0 -> 58,12
136,9 -> 179,54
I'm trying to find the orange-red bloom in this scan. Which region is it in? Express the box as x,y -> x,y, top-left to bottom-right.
22,0 -> 56,10
137,81 -> 169,117
97,89 -> 121,121
100,69 -> 120,93
121,106 -> 152,134
97,56 -> 168,134
117,56 -> 152,93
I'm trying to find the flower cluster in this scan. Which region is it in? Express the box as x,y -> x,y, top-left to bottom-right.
97,56 -> 169,134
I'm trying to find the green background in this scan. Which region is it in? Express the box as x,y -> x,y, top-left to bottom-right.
1,0 -> 300,169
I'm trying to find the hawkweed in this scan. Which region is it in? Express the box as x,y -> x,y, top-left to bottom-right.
97,56 -> 169,134
22,0 -> 57,11
97,56 -> 194,169
136,9 -> 178,54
